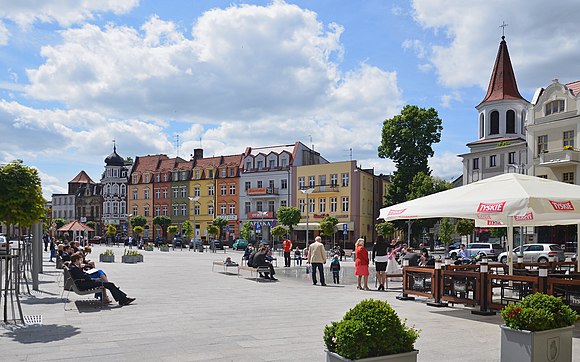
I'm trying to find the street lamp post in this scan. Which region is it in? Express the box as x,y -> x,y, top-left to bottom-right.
257,211 -> 268,246
188,196 -> 200,251
300,188 -> 315,248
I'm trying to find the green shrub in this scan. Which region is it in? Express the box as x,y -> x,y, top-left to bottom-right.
501,293 -> 578,332
101,249 -> 114,256
123,249 -> 142,256
324,299 -> 419,360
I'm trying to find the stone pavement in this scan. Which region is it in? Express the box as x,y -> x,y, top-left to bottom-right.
0,246 -> 578,362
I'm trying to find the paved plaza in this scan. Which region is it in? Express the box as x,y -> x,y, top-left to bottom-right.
1,245 -> 579,361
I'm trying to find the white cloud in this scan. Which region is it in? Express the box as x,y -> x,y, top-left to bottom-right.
429,151 -> 463,180
411,0 -> 580,91
402,39 -> 426,59
440,91 -> 462,108
0,20 -> 8,45
0,0 -> 139,28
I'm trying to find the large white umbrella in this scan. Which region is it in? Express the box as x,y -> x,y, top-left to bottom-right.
378,173 -> 580,274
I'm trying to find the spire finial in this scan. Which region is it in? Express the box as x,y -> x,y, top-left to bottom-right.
499,21 -> 508,39
112,139 -> 116,152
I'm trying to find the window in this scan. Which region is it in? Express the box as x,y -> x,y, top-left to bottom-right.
298,177 -> 305,189
521,110 -> 525,135
331,174 -> 338,186
133,206 -> 138,216
208,204 -> 214,216
208,169 -> 213,179
220,204 -> 226,215
145,174 -> 150,183
208,185 -> 214,196
194,205 -> 200,216
308,176 -> 315,188
537,175 -> 548,179
299,199 -> 305,213
220,185 -> 227,196
490,111 -> 499,135
230,168 -> 235,177
281,158 -> 287,167
181,171 -> 187,180
245,181 -> 251,190
537,135 -> 548,155
563,172 -> 574,184
221,168 -> 226,178
195,170 -> 200,179
172,172 -> 178,181
162,206 -> 168,216
155,174 -> 160,182
163,189 -> 168,198
257,161 -> 263,169
257,180 -> 263,188
341,197 -> 349,212
229,204 -> 236,214
229,184 -> 236,195
341,173 -> 349,187
479,113 -> 484,138
245,202 -> 251,214
246,161 -> 252,170
180,187 -> 187,198
155,189 -> 160,199
133,189 -> 138,200
155,207 -> 160,216
269,159 -> 276,168
280,200 -> 287,207
472,158 -> 479,170
309,198 -> 315,213
173,206 -> 178,216
489,155 -> 497,167
172,188 -> 178,198
319,198 -> 326,213
506,110 -> 515,133
508,152 -> 516,164
330,197 -> 337,212
319,175 -> 326,186
144,189 -> 150,199
268,201 -> 275,212
256,201 -> 263,212
194,187 -> 200,197
163,173 -> 168,182
281,179 -> 287,189
269,180 -> 275,189
545,100 -> 565,115
181,205 -> 187,216
144,206 -> 150,217
563,130 -> 574,148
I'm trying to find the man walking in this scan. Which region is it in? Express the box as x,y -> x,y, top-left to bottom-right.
307,236 -> 326,286
283,238 -> 292,267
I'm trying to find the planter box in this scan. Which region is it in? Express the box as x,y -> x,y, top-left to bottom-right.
99,255 -> 115,263
160,247 -> 170,252
144,247 -> 154,252
500,324 -> 573,362
137,254 -> 144,262
122,255 -> 139,264
326,350 -> 418,362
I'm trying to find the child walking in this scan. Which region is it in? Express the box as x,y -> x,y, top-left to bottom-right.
330,255 -> 341,284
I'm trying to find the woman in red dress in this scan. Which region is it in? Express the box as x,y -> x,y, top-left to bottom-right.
354,238 -> 370,290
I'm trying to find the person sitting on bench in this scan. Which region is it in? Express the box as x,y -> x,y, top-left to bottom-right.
69,253 -> 136,306
253,246 -> 277,281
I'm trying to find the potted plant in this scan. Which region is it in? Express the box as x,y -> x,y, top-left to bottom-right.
122,249 -> 142,264
144,242 -> 154,252
99,249 -> 115,263
563,145 -> 574,151
159,244 -> 170,252
500,293 -> 578,362
324,299 -> 420,362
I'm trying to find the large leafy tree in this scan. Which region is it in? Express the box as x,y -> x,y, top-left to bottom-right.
378,105 -> 443,206
240,221 -> 252,241
182,220 -> 194,239
455,219 -> 475,244
319,216 -> 339,240
153,215 -> 171,240
130,215 -> 147,228
277,206 -> 301,238
0,160 -> 45,238
212,217 -> 229,240
271,225 -> 288,241
375,221 -> 396,239
53,218 -> 66,230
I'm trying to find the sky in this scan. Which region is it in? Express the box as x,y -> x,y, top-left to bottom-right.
1,0 -> 580,200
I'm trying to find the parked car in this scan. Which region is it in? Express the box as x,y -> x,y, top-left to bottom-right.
447,241 -> 462,251
449,242 -> 504,261
190,238 -> 203,249
232,238 -> 249,250
0,235 -> 10,254
172,236 -> 184,248
498,243 -> 565,264
155,236 -> 166,247
210,239 -> 224,250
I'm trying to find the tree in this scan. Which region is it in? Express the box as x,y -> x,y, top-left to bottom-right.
212,217 -> 229,240
438,218 -> 454,257
271,225 -> 288,243
407,172 -> 452,200
0,160 -> 45,238
153,215 -> 171,240
378,105 -> 443,206
376,221 -> 396,239
106,225 -> 117,244
130,215 -> 147,229
167,225 -> 178,239
53,218 -> 66,230
182,220 -> 194,240
86,221 -> 96,229
319,216 -> 339,241
240,222 -> 252,241
207,225 -> 219,240
277,206 -> 301,238
133,226 -> 144,242
455,219 -> 475,244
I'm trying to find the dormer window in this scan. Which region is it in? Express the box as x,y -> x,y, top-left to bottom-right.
545,100 -> 564,116
246,161 -> 252,170
257,161 -> 263,169
269,159 -> 276,168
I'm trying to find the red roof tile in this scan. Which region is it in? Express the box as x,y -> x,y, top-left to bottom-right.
69,170 -> 94,184
566,80 -> 580,96
132,155 -> 169,173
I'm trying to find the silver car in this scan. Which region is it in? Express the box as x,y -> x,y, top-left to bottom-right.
449,243 -> 504,261
498,244 -> 565,264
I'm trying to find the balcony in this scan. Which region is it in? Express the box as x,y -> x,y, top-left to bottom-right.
538,149 -> 580,168
247,187 -> 279,196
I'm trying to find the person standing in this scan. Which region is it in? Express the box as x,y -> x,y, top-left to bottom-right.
49,238 -> 56,262
372,235 -> 389,291
294,246 -> 302,266
128,236 -> 133,249
330,255 -> 341,284
355,238 -> 370,290
283,238 -> 293,267
307,236 -> 326,286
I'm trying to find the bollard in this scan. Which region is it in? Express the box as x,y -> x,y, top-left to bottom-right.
472,262 -> 496,315
538,265 -> 548,294
396,259 -> 415,301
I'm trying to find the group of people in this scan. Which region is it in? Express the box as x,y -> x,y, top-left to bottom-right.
56,241 -> 136,306
245,244 -> 278,281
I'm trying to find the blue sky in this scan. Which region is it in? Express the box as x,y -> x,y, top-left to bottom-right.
1,0 -> 579,199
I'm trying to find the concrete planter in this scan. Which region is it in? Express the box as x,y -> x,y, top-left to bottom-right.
99,255 -> 115,263
144,246 -> 154,252
325,350 -> 418,362
160,247 -> 170,252
137,254 -> 144,262
122,255 -> 139,264
500,324 -> 573,362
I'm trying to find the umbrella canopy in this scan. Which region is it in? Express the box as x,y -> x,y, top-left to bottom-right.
57,220 -> 95,232
378,173 -> 580,274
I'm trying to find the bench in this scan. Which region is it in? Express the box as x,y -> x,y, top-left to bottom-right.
212,261 -> 239,275
238,265 -> 273,282
61,267 -> 105,310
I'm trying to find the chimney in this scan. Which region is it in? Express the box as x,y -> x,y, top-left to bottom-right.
193,148 -> 203,160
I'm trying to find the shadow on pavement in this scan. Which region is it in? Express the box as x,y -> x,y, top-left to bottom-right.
21,297 -> 64,305
429,308 -> 503,326
3,324 -> 81,344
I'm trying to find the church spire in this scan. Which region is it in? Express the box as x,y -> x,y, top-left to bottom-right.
478,36 -> 525,106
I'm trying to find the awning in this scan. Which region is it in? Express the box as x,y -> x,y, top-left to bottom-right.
294,222 -> 320,231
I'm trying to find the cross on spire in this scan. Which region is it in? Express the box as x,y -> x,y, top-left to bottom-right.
112,139 -> 116,152
499,21 -> 508,39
